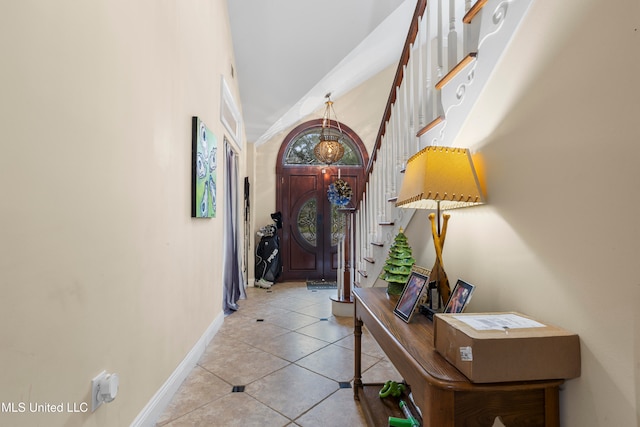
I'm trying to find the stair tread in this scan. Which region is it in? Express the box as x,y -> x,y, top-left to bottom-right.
463,0 -> 488,24
435,53 -> 477,90
417,115 -> 444,137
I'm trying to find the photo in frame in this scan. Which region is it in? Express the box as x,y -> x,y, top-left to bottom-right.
393,266 -> 431,323
443,279 -> 475,314
191,116 -> 217,218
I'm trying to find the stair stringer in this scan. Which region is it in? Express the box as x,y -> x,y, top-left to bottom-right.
419,0 -> 534,148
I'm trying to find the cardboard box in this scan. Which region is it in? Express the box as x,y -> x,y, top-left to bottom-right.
434,312 -> 580,383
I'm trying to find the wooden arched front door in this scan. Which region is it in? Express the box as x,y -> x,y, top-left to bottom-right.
276,119 -> 368,282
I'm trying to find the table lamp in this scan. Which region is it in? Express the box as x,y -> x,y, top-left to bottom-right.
395,146 -> 485,306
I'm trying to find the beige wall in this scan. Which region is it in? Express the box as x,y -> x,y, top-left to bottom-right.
406,1 -> 640,426
0,1 -> 243,425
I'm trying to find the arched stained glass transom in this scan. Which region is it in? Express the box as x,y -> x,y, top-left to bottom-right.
283,126 -> 363,166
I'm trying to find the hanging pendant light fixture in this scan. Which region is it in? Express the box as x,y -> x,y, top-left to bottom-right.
313,93 -> 345,165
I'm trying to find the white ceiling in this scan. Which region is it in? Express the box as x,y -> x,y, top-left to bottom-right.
226,0 -> 417,145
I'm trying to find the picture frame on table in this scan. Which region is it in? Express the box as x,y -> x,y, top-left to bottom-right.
443,279 -> 475,314
393,265 -> 431,323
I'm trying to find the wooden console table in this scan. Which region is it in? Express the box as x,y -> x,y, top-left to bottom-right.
353,288 -> 563,427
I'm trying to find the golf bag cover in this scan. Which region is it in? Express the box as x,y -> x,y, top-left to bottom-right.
271,211 -> 283,229
255,226 -> 282,283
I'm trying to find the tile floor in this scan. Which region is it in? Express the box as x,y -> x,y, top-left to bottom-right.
156,281 -> 401,427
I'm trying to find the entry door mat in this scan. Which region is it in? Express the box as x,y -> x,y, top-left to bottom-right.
306,280 -> 338,290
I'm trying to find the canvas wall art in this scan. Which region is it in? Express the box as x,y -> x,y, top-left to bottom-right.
192,116 -> 217,218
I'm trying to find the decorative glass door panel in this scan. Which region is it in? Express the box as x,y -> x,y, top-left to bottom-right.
297,198 -> 317,247
331,204 -> 346,247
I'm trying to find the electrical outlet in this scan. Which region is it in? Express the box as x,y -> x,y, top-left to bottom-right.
91,371 -> 107,412
91,371 -> 120,412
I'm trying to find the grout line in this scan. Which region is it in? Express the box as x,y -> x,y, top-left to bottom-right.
160,281 -> 369,425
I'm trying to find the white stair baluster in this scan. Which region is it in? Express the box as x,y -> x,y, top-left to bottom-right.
448,0 -> 459,69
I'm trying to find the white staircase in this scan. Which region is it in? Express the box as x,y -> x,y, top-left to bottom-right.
350,0 -> 534,289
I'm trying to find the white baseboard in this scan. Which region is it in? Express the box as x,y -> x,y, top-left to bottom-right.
130,312 -> 225,427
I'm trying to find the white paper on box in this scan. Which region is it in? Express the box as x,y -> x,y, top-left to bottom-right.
453,313 -> 545,331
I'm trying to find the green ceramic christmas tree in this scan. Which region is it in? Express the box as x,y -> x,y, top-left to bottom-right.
379,228 -> 416,295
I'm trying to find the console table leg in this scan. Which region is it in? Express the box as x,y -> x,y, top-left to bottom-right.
545,386 -> 560,427
354,317 -> 363,400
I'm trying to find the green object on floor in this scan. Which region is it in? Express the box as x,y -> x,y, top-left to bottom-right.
388,400 -> 419,427
378,380 -> 405,398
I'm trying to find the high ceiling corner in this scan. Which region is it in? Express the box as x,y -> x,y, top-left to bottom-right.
226,0 -> 416,145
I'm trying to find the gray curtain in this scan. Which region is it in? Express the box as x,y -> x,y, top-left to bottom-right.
223,140 -> 246,314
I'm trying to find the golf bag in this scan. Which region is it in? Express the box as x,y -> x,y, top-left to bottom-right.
255,212 -> 283,286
